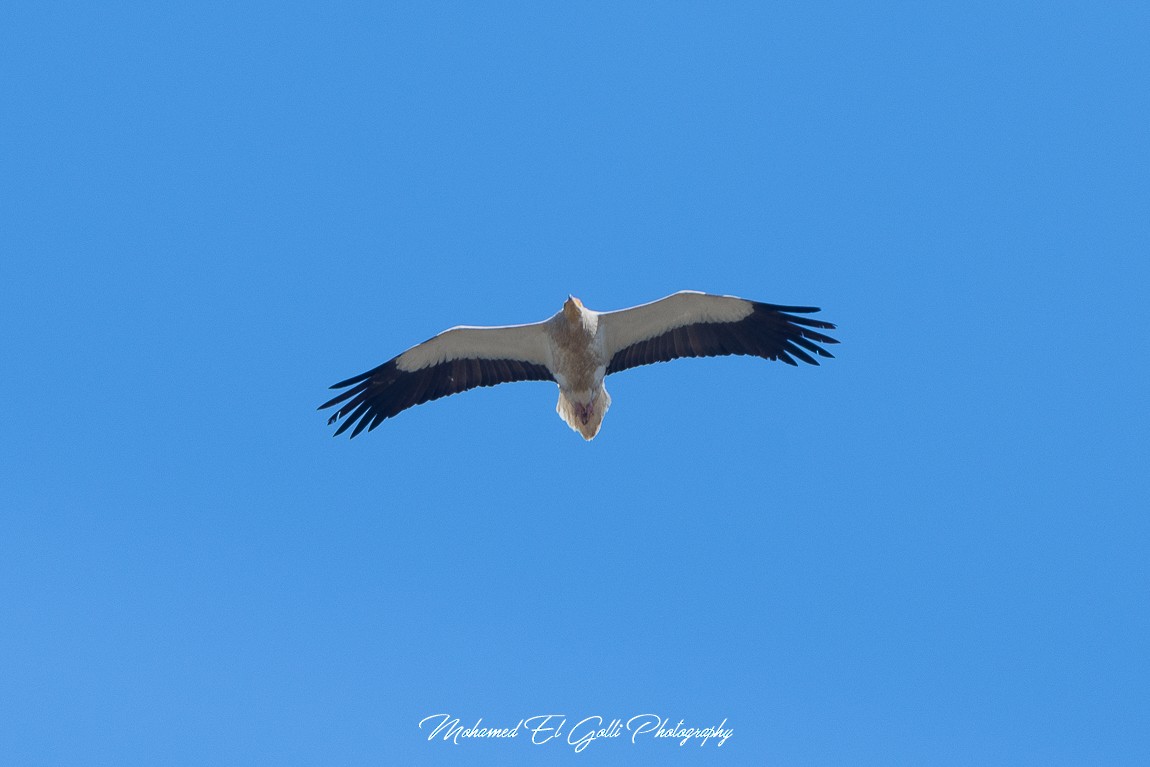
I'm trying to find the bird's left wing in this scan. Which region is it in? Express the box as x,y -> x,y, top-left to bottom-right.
600,290 -> 837,374
319,322 -> 554,437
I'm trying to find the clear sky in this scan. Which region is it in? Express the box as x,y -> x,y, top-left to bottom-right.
3,2 -> 1148,765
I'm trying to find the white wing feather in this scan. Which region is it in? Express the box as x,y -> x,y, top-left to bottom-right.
395,322 -> 554,373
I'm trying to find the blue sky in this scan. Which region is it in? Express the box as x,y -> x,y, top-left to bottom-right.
3,2 -> 1148,764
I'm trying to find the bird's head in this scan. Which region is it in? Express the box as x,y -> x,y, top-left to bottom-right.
563,295 -> 584,324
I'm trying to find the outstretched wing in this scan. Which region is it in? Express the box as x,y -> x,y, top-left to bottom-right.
600,291 -> 837,375
319,323 -> 555,437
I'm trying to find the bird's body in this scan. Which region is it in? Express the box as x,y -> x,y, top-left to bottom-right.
320,291 -> 838,440
549,297 -> 609,439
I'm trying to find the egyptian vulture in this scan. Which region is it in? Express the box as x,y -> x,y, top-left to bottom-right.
320,291 -> 838,440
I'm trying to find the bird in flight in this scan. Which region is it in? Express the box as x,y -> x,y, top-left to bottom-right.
320,291 -> 838,440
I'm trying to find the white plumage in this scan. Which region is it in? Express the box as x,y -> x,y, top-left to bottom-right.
320,291 -> 838,440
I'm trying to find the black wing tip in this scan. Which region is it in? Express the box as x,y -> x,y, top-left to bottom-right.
328,371 -> 371,390
327,359 -> 396,392
753,301 -> 838,331
759,302 -> 840,365
319,368 -> 379,437
760,303 -> 821,313
320,401 -> 368,438
803,348 -> 836,365
318,387 -> 357,412
327,416 -> 369,438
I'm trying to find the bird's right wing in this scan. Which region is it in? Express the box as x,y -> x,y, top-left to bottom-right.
319,322 -> 555,437
599,291 -> 837,374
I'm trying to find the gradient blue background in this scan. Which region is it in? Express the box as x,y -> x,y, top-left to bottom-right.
3,2 -> 1148,764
